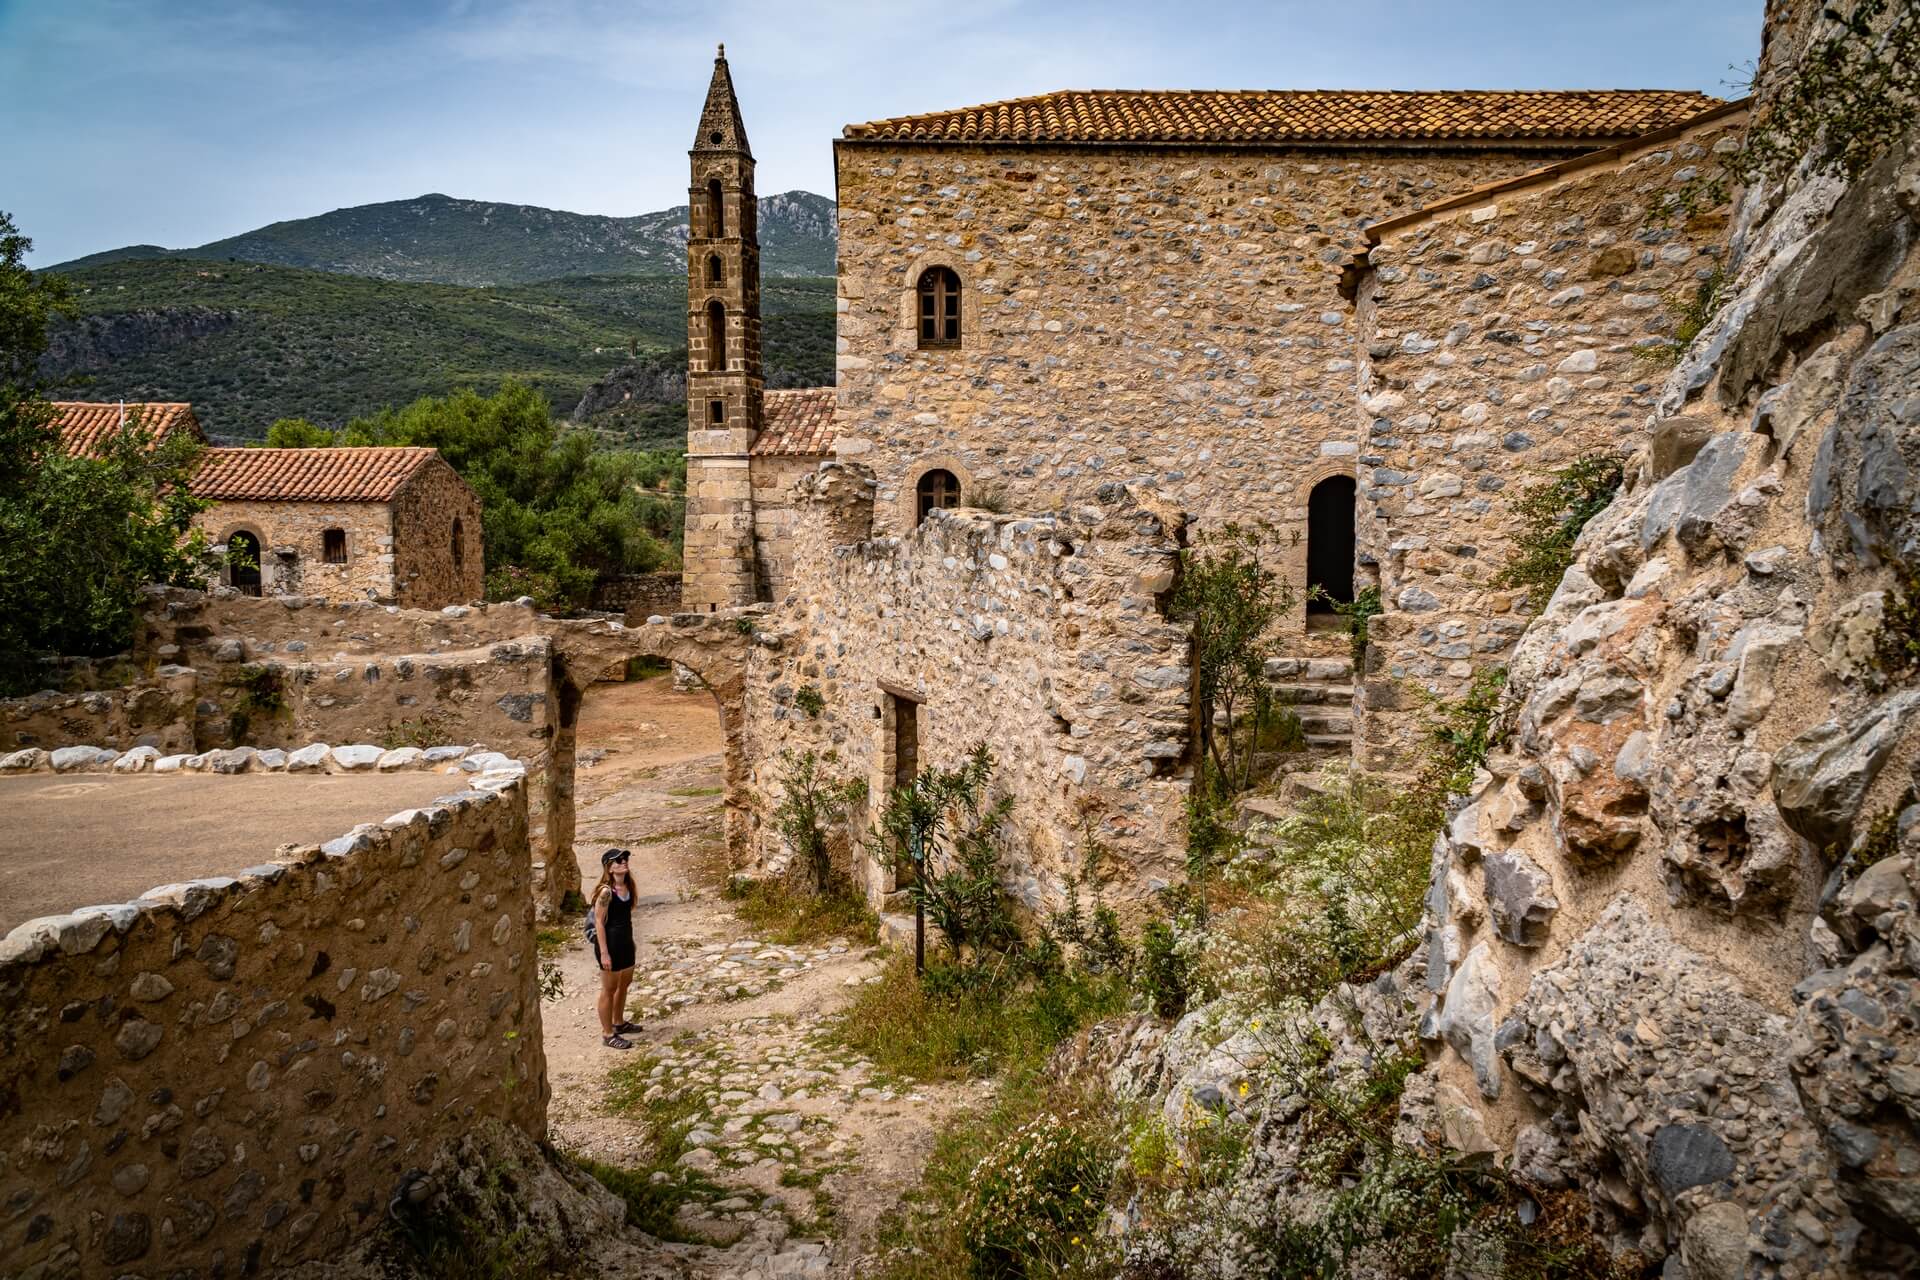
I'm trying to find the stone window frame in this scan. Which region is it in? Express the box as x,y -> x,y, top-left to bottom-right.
896,454 -> 974,532
896,254 -> 973,354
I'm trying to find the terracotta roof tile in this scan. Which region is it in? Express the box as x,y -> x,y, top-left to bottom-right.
52,401 -> 205,457
189,447 -> 442,503
752,388 -> 837,457
843,89 -> 1722,146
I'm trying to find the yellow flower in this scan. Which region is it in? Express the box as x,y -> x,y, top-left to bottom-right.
1251,1019 -> 1262,1031
1238,1081 -> 1250,1097
1072,1236 -> 1081,1246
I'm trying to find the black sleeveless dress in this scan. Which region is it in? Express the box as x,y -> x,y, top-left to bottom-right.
597,886 -> 636,971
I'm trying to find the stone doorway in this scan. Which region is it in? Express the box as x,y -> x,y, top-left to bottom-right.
1305,474 -> 1356,618
227,530 -> 263,596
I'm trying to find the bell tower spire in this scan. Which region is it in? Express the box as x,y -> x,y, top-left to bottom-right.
682,43 -> 763,610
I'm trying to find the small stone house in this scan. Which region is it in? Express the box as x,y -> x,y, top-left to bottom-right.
188,446 -> 484,607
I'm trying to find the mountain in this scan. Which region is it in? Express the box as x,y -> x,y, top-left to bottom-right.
40,258 -> 835,446
52,190 -> 838,285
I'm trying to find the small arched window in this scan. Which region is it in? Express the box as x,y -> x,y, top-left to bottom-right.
451,518 -> 465,569
322,528 -> 347,564
706,300 -> 728,371
707,178 -> 725,237
916,469 -> 960,524
227,530 -> 262,596
917,266 -> 961,348
706,253 -> 723,285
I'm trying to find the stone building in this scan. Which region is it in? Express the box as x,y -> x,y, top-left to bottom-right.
1345,100 -> 1750,769
49,401 -> 485,608
189,446 -> 483,607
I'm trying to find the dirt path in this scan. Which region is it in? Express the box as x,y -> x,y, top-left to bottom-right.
542,676 -> 982,1279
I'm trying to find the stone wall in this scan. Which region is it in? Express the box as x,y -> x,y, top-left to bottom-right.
1412,2 -> 1920,1271
1,666 -> 198,753
593,571 -> 683,617
748,454 -> 818,603
1349,107 -> 1748,770
0,764 -> 547,1278
391,460 -> 486,608
740,461 -> 1192,913
196,499 -> 396,602
829,140 -> 1606,632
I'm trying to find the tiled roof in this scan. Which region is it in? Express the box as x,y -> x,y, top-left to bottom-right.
52,401 -> 206,457
189,447 -> 441,503
752,388 -> 838,457
843,89 -> 1723,146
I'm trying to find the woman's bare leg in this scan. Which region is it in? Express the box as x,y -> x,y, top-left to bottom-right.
597,968 -> 617,1037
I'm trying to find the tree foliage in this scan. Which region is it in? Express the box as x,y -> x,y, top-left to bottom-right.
1492,454 -> 1625,609
870,743 -> 1019,958
0,211 -> 216,693
265,382 -> 684,608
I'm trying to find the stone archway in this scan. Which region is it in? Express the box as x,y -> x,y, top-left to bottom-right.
540,609 -> 762,909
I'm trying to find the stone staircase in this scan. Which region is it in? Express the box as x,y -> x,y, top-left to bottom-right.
1265,652 -> 1356,759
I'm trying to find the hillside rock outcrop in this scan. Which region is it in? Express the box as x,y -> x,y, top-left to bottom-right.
1411,3 -> 1920,1273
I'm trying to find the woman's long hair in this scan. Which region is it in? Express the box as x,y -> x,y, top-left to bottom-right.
590,850 -> 633,911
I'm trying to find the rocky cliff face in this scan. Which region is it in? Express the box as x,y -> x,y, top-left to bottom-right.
39,305 -> 237,372
1090,3 -> 1920,1276
1410,2 -> 1920,1273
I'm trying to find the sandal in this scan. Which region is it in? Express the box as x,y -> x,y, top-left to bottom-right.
602,1035 -> 633,1050
614,1020 -> 642,1034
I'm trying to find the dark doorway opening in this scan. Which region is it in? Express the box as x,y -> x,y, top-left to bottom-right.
886,691 -> 921,887
228,530 -> 263,596
1306,475 -> 1356,613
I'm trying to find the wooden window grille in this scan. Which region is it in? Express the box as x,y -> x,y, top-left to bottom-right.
917,267 -> 961,348
916,469 -> 960,523
322,528 -> 347,564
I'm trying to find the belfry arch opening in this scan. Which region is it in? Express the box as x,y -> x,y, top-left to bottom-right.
707,179 -> 725,237
1306,474 -> 1356,617
706,300 -> 728,371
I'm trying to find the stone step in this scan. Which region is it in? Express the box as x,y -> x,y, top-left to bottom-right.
1271,683 -> 1355,706
1303,733 -> 1352,752
1294,711 -> 1353,736
1265,656 -> 1354,682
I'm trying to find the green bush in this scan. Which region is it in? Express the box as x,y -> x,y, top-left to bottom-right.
957,1109 -> 1115,1279
1136,921 -> 1189,1019
869,743 -> 1020,958
1492,454 -> 1624,610
0,212 -> 220,692
772,749 -> 864,896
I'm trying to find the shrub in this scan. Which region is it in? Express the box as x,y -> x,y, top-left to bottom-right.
1636,267 -> 1729,368
1311,583 -> 1383,668
1492,454 -> 1624,609
794,684 -> 826,717
957,1109 -> 1115,1279
1137,921 -> 1190,1019
869,743 -> 1019,958
1171,522 -> 1298,802
772,749 -> 864,896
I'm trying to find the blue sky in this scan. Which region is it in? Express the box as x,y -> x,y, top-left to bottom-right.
3,0 -> 1762,267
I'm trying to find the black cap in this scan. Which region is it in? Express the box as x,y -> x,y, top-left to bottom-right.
601,848 -> 630,867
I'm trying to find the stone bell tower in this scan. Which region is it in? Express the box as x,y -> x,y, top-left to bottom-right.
681,43 -> 762,611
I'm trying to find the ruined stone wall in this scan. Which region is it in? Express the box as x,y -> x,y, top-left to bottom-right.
1412,3 -> 1920,1271
830,140 -> 1593,630
1351,110 -> 1747,771
1,666 -> 198,753
748,454 -> 818,603
195,499 -> 395,602
595,571 -> 683,618
742,462 -> 1191,913
391,461 -> 486,609
0,768 -> 547,1278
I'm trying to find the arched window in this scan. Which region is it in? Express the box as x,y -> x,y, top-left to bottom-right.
1305,475 -> 1357,612
707,253 -> 723,285
916,469 -> 960,524
227,530 -> 262,596
706,300 -> 728,371
322,528 -> 347,564
451,518 -> 465,570
917,266 -> 961,348
707,178 -> 725,237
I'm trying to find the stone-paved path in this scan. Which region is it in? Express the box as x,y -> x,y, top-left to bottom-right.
541,677 -> 984,1279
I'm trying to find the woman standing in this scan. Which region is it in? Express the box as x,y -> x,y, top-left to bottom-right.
592,847 -> 641,1049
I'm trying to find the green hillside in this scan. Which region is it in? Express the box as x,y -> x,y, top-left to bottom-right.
53,190 -> 837,284
41,258 -> 835,445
